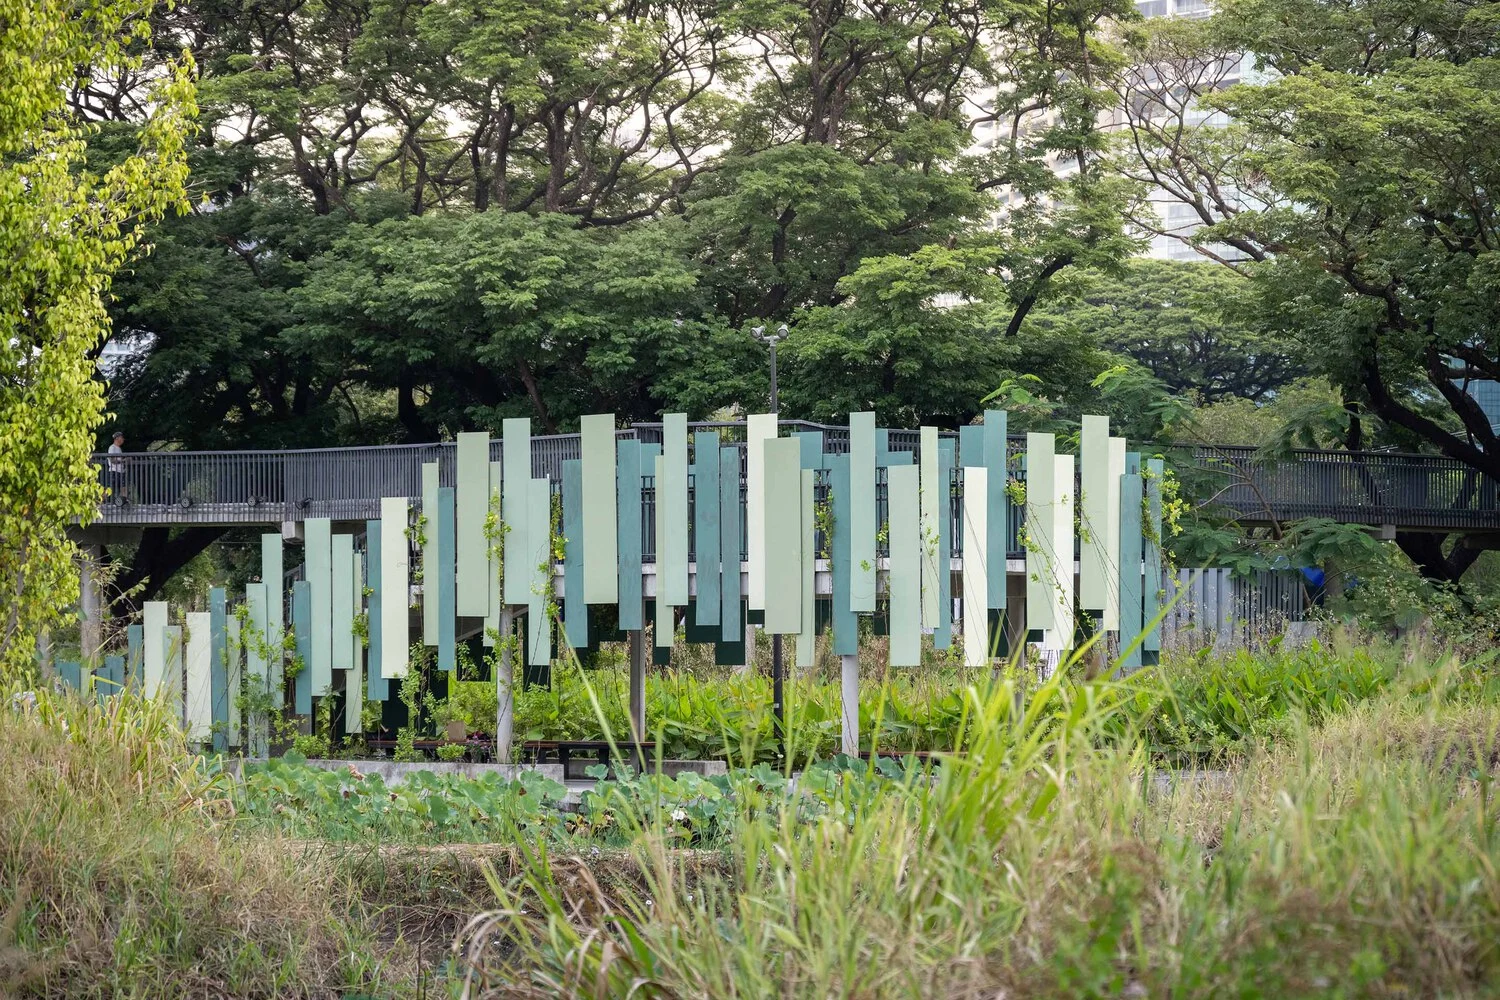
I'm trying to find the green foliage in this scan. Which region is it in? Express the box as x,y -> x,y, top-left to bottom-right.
0,0 -> 195,679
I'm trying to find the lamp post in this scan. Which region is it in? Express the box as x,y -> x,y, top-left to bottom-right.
751,323 -> 790,759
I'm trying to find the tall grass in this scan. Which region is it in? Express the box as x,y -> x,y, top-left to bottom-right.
457,661 -> 1500,998
0,687 -> 405,998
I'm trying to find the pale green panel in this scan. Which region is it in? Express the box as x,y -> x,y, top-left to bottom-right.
455,431 -> 490,617
961,467 -> 989,668
918,426 -> 940,629
260,534 -> 283,703
163,625 -> 184,722
661,413 -> 689,606
849,411 -> 877,613
655,454 -> 671,649
226,615 -> 242,746
887,465 -> 921,667
185,612 -> 212,741
762,437 -> 802,634
379,497 -> 410,678
348,551 -> 364,734
244,585 -> 267,685
502,419 -> 532,606
305,517 -> 333,695
1024,434 -> 1056,637
527,477 -> 551,667
1104,437 -> 1126,630
332,533 -> 354,672
796,469 -> 816,667
142,600 -> 167,696
1078,415 -> 1110,616
1049,454 -> 1076,651
745,413 -> 777,611
580,413 -> 619,604
484,462 -> 502,645
421,463 -> 439,644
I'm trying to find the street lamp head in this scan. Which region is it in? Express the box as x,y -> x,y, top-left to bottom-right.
776,323 -> 789,338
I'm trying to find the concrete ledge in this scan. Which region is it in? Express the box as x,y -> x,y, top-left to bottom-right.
226,758 -> 565,785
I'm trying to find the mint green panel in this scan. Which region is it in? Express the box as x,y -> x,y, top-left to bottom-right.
456,431 -> 490,617
142,600 -> 167,697
332,532 -> 354,673
244,585 -> 267,688
887,465 -> 921,667
503,418 -> 532,606
983,410 -> 1008,610
762,437 -> 802,634
796,469 -> 816,667
1024,434 -> 1056,637
654,454 -> 672,649
580,413 -> 619,605
919,427 -> 940,629
849,411 -> 876,613
485,462 -> 502,644
379,496 -> 410,678
660,413 -> 689,606
260,533 -> 284,705
421,462 -> 439,644
527,477 -> 551,667
305,517 -> 333,695
1119,470 -> 1144,672
1144,458 -> 1165,654
163,625 -> 183,722
347,551 -> 364,733
1079,415 -> 1110,617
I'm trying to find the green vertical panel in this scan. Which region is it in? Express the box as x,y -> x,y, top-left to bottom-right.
762,437 -> 802,634
225,618 -> 240,745
527,477 -> 551,667
887,465 -> 921,667
961,466 -> 989,667
562,459 -> 588,648
849,412 -> 876,613
694,431 -> 721,626
379,497 -> 409,679
163,625 -> 183,723
1144,458 -> 1165,654
246,583 -> 266,692
102,655 -> 124,701
485,462 -> 502,645
185,612 -> 211,741
983,410 -> 1008,610
655,454 -> 672,649
126,624 -> 142,691
502,419 -> 532,606
1024,434 -> 1056,638
796,469 -> 816,667
1050,455 -> 1076,649
437,486 -> 457,672
57,661 -> 80,690
935,439 -> 954,649
142,601 -> 167,696
291,581 -> 312,714
348,551 -> 364,734
919,427 -> 940,630
830,454 -> 856,656
456,431 -> 490,617
798,432 -> 824,469
617,441 -> 643,631
261,533 -> 284,707
1079,414 -> 1110,619
421,462 -> 439,643
1119,471 -> 1144,672
305,517 -> 333,695
209,588 -> 227,752
719,446 -> 742,643
366,518 -> 388,701
745,413 -> 777,611
660,413 -> 689,607
1105,438 -> 1127,629
581,414 -> 618,604
332,533 -> 354,673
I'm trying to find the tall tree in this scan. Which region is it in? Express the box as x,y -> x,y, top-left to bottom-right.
0,0 -> 195,677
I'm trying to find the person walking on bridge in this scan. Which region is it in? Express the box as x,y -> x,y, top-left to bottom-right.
107,430 -> 128,503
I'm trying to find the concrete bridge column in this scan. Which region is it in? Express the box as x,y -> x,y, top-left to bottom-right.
79,544 -> 104,663
494,607 -> 514,763
628,625 -> 647,745
840,653 -> 859,755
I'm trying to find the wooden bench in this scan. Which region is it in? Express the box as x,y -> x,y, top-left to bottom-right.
520,740 -> 656,780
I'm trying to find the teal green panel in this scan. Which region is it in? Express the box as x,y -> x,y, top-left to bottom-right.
563,459 -> 588,648
209,588 -> 227,752
142,601 -> 167,694
1144,458 -> 1164,654
527,477 -> 552,667
581,414 -> 619,605
245,583 -> 267,688
919,427 -> 940,629
126,624 -> 142,690
291,581 -> 312,714
332,533 -> 354,672
660,413 -> 689,606
887,465 -> 921,667
58,660 -> 81,690
719,446 -> 742,642
421,463 -> 439,644
983,411 -> 1007,610
456,431 -> 490,617
1119,472 -> 1144,672
305,518 -> 333,695
485,462 -> 502,642
655,454 -> 672,648
502,418 -> 532,606
260,534 -> 284,705
797,432 -> 824,469
762,437 -> 802,634
1079,415 -> 1110,616
830,454 -> 856,656
617,441 -> 643,630
849,412 -> 876,613
365,519 -> 388,701
438,486 -> 456,671
935,438 -> 954,649
694,431 -> 720,626
796,469 -> 816,667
